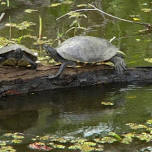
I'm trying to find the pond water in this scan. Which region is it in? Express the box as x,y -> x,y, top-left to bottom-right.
0,0 -> 152,151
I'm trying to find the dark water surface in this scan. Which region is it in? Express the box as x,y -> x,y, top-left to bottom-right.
0,0 -> 152,151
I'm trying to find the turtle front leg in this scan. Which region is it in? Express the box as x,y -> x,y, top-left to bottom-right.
22,54 -> 37,69
110,55 -> 127,74
48,61 -> 76,79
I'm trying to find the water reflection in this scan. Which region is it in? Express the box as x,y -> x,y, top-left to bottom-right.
0,84 -> 126,135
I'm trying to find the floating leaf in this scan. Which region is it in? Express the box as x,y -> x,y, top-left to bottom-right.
3,133 -> 14,137
5,23 -> 16,27
24,9 -> 38,13
0,146 -> 16,152
126,123 -> 147,130
53,144 -> 65,149
136,132 -> 152,142
0,141 -> 7,146
68,144 -> 81,150
29,142 -> 52,151
50,3 -> 61,7
83,141 -> 96,146
144,58 -> 152,63
101,102 -> 114,106
109,132 -> 122,141
136,39 -> 141,42
11,139 -> 22,144
94,145 -> 104,152
39,135 -> 50,141
77,4 -> 88,7
95,137 -> 117,144
141,8 -> 152,13
121,133 -> 135,144
147,119 -> 152,125
12,134 -> 24,140
77,138 -> 87,144
133,17 -> 140,21
62,0 -> 73,5
5,21 -> 36,30
80,144 -> 94,152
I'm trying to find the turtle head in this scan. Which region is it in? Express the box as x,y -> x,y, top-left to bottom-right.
43,44 -> 56,55
14,48 -> 23,59
43,44 -> 49,51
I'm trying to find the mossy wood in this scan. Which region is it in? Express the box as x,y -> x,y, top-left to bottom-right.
0,64 -> 152,97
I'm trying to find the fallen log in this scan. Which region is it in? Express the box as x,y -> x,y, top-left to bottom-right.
0,64 -> 152,97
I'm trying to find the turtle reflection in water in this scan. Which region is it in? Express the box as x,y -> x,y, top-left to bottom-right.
43,36 -> 127,79
0,44 -> 37,69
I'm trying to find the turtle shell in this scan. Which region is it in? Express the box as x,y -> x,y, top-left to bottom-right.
56,36 -> 118,63
0,44 -> 37,66
0,44 -> 37,60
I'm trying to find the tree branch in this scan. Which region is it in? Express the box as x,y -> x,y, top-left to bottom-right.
0,13 -> 5,23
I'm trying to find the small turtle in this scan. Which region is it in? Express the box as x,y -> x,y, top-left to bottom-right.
43,36 -> 126,79
0,44 -> 37,69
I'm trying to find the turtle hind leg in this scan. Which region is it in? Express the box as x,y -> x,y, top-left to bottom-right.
48,61 -> 76,79
110,55 -> 127,74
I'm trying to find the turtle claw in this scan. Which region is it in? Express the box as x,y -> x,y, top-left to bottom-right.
47,75 -> 58,79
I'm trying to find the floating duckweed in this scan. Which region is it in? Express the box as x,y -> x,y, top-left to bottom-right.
94,137 -> 117,144
11,139 -> 22,144
80,144 -> 95,152
100,137 -> 117,143
3,133 -> 14,137
0,146 -> 16,152
12,134 -> 24,139
53,144 -> 65,149
39,135 -> 50,141
121,133 -> 135,144
68,144 -> 81,150
126,123 -> 147,130
136,132 -> 152,142
108,132 -> 122,141
77,138 -> 88,144
83,141 -> 96,146
94,138 -> 103,143
147,119 -> 152,125
0,141 -> 7,146
54,137 -> 67,143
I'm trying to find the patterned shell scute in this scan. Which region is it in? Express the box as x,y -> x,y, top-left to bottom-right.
0,44 -> 36,56
56,36 -> 118,63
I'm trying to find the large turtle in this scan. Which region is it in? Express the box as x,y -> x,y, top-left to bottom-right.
0,44 -> 37,69
43,36 -> 126,79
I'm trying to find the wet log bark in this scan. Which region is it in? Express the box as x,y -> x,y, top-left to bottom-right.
0,64 -> 152,97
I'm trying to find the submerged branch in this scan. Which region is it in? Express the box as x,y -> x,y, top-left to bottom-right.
56,4 -> 152,29
56,8 -> 95,20
89,4 -> 152,28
